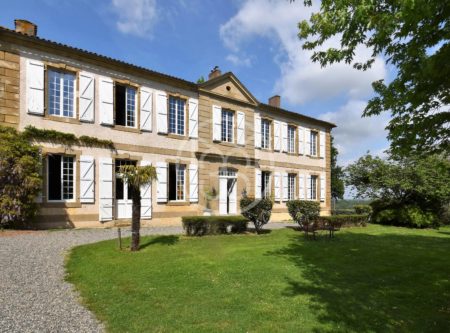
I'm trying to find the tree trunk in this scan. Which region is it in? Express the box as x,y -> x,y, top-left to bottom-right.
130,187 -> 141,251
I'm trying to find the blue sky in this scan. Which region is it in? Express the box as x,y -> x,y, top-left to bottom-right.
2,0 -> 391,169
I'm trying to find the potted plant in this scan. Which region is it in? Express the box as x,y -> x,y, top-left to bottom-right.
203,187 -> 216,216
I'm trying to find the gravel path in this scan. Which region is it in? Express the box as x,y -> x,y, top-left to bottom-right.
0,222 -> 291,333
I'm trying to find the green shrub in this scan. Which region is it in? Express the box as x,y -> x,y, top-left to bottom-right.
0,126 -> 42,228
182,216 -> 248,236
240,197 -> 273,233
332,209 -> 354,215
371,200 -> 439,228
354,205 -> 372,215
287,200 -> 320,227
318,214 -> 368,228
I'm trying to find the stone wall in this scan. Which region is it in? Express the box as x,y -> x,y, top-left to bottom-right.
0,51 -> 20,128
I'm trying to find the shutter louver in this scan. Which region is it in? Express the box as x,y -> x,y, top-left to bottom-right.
305,128 -> 311,155
99,77 -> 114,125
320,173 -> 326,202
274,172 -> 281,201
27,59 -> 45,115
156,162 -> 168,202
282,172 -> 288,202
212,105 -> 222,141
99,157 -> 114,221
282,122 -> 288,152
255,169 -> 262,199
320,131 -> 326,159
140,160 -> 152,219
79,72 -> 95,122
299,174 -> 305,200
189,98 -> 199,138
254,115 -> 261,148
274,121 -> 281,151
307,175 -> 312,200
156,91 -> 168,134
298,127 -> 305,155
140,87 -> 153,132
237,111 -> 245,145
80,155 -> 95,203
189,164 -> 198,202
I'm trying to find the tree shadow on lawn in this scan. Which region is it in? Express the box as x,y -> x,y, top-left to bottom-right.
139,235 -> 179,250
269,230 -> 450,332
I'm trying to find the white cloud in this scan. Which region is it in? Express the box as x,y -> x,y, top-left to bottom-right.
226,54 -> 252,67
111,0 -> 158,38
220,0 -> 386,104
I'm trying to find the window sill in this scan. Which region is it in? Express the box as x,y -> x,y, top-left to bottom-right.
113,125 -> 140,133
167,201 -> 190,206
42,201 -> 82,208
307,155 -> 321,160
167,133 -> 189,140
45,115 -> 80,125
217,141 -> 237,148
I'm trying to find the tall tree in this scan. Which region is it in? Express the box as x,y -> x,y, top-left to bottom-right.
298,0 -> 450,157
330,135 -> 345,202
119,164 -> 157,251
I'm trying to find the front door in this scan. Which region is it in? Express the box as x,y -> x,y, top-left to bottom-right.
115,160 -> 135,219
219,169 -> 237,215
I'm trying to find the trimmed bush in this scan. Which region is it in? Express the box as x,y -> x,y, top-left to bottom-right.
318,214 -> 368,228
240,197 -> 273,233
332,209 -> 355,215
287,200 -> 320,227
354,205 -> 372,215
182,216 -> 248,236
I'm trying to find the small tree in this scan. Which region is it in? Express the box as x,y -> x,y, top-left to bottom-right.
287,200 -> 320,228
119,164 -> 157,251
240,196 -> 273,234
0,126 -> 42,228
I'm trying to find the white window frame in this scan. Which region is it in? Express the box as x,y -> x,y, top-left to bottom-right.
125,86 -> 137,128
310,131 -> 318,156
47,154 -> 76,203
288,125 -> 296,153
288,173 -> 296,200
261,119 -> 270,149
175,164 -> 186,201
310,175 -> 318,200
168,96 -> 186,136
262,171 -> 271,198
221,109 -> 234,143
47,69 -> 76,119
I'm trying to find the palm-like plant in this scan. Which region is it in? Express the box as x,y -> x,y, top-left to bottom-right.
119,164 -> 157,251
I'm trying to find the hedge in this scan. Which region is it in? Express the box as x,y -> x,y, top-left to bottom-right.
317,214 -> 368,227
182,216 -> 249,236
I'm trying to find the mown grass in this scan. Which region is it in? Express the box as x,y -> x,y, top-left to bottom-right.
66,225 -> 450,332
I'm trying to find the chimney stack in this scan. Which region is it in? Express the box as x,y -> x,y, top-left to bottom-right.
14,19 -> 37,36
268,95 -> 280,108
208,66 -> 222,80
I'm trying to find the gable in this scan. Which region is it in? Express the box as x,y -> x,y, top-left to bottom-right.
200,73 -> 258,105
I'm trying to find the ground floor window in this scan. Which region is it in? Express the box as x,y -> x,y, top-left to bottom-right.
288,173 -> 296,200
261,171 -> 271,198
169,163 -> 186,201
48,154 -> 75,201
310,175 -> 317,200
115,159 -> 136,200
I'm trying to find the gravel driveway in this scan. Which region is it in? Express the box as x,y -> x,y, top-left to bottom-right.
0,222 -> 290,333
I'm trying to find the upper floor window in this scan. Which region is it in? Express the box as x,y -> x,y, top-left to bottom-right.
288,125 -> 296,153
169,96 -> 185,135
48,70 -> 76,118
288,173 -> 296,200
115,84 -> 136,128
310,131 -> 318,156
261,119 -> 270,149
168,163 -> 186,201
221,109 -> 234,143
310,175 -> 317,200
47,154 -> 75,201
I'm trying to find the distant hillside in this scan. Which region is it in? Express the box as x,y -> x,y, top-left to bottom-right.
335,199 -> 371,210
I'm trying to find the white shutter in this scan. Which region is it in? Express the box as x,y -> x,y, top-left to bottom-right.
212,105 -> 222,141
282,172 -> 288,201
140,160 -> 152,219
99,158 -> 114,221
237,111 -> 245,145
229,180 -> 237,214
80,155 -> 95,203
320,131 -> 326,159
219,177 -> 227,215
27,59 -> 44,115
140,87 -> 153,132
189,98 -> 199,138
79,72 -> 95,122
274,121 -> 281,151
156,91 -> 168,134
156,162 -> 168,202
99,77 -> 114,125
274,172 -> 281,201
305,128 -> 311,155
189,164 -> 198,202
299,174 -> 305,200
255,169 -> 262,199
320,173 -> 326,202
307,175 -> 312,200
281,123 -> 287,152
298,127 -> 305,155
254,115 -> 261,148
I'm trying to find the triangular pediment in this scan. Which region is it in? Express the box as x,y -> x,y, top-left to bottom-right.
199,72 -> 258,105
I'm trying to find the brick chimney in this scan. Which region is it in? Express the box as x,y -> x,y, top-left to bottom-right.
208,66 -> 222,80
268,95 -> 280,108
14,19 -> 37,36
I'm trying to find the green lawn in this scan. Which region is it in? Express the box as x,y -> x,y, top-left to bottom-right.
66,225 -> 450,333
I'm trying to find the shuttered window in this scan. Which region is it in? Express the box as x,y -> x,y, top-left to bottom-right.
48,154 -> 75,201
262,171 -> 271,199
221,109 -> 234,142
115,84 -> 136,128
48,70 -> 76,118
168,164 -> 186,201
310,131 -> 318,156
310,175 -> 318,200
169,96 -> 185,135
288,173 -> 296,200
261,119 -> 270,149
288,125 -> 296,153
